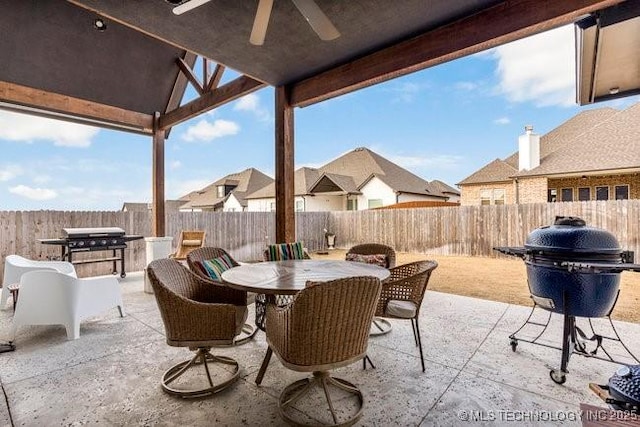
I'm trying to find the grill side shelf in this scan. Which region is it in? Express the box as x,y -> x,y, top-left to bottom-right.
493,246 -> 529,259
562,261 -> 640,273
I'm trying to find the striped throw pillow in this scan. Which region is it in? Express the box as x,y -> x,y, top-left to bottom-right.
265,242 -> 305,261
201,254 -> 235,281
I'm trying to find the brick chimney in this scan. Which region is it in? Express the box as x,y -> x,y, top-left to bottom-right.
518,125 -> 540,171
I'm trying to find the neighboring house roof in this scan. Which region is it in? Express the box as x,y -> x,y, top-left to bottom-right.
516,103 -> 640,177
458,159 -> 517,185
429,180 -> 460,195
179,168 -> 273,209
246,167 -> 321,199
246,147 -> 453,199
458,106 -> 626,185
121,200 -> 184,212
309,172 -> 360,194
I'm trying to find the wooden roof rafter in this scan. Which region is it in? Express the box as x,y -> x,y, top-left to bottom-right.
290,0 -> 626,107
158,74 -> 266,131
176,56 -> 228,96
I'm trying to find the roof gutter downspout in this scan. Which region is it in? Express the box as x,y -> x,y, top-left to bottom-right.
514,178 -> 520,204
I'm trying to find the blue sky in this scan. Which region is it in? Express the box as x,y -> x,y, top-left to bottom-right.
1,25 -> 639,211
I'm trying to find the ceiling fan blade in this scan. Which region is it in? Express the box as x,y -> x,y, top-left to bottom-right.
291,0 -> 340,41
173,0 -> 213,15
250,0 -> 274,45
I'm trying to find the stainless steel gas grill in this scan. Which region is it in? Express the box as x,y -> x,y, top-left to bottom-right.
39,227 -> 143,278
495,216 -> 640,384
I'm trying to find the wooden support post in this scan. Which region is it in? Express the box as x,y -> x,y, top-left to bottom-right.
152,112 -> 166,237
275,85 -> 295,243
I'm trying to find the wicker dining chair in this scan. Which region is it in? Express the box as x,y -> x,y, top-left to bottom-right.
186,247 -> 257,345
345,243 -> 397,269
169,230 -> 206,261
376,260 -> 438,372
346,243 -> 397,336
265,276 -> 381,426
147,259 -> 247,398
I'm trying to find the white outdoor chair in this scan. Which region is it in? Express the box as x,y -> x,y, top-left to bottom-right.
1,255 -> 77,310
11,270 -> 125,340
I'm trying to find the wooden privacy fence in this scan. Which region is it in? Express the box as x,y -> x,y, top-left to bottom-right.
1,200 -> 638,281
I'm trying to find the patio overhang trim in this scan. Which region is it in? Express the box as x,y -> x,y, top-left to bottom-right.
0,81 -> 154,134
290,0 -> 625,107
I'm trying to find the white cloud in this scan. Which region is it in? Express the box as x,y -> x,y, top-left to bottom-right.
0,110 -> 99,147
170,160 -> 182,170
181,119 -> 239,142
233,93 -> 271,122
491,25 -> 575,107
0,165 -> 23,181
494,117 -> 510,125
9,184 -> 58,200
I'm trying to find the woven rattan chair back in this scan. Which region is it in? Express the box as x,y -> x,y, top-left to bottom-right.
185,247 -> 256,346
376,260 -> 437,319
265,276 -> 381,425
267,275 -> 382,369
146,258 -> 243,398
186,247 -> 240,276
346,243 -> 396,268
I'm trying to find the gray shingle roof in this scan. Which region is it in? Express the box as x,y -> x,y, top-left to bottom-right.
516,103 -> 640,177
246,148 -> 453,199
458,106 -> 624,185
179,168 -> 273,209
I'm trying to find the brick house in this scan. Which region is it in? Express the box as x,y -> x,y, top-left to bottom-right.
458,103 -> 640,205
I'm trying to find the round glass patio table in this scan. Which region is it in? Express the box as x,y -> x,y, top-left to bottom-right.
221,259 -> 390,295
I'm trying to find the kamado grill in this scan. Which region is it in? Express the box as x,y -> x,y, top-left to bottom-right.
39,227 -> 143,278
495,216 -> 640,384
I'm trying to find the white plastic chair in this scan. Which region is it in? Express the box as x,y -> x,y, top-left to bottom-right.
1,255 -> 77,310
11,270 -> 125,340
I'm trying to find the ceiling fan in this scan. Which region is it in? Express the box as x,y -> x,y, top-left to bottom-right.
171,0 -> 340,45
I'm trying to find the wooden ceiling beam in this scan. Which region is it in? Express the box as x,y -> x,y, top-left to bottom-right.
158,75 -> 265,130
0,80 -> 154,133
177,57 -> 204,95
290,0 -> 625,107
206,64 -> 226,92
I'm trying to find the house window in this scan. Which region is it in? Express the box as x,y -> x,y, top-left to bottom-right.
347,198 -> 358,211
480,190 -> 491,205
615,185 -> 629,200
493,189 -> 505,205
561,188 -> 573,202
578,187 -> 590,201
295,200 -> 304,212
269,202 -> 276,211
596,186 -> 609,201
367,199 -> 383,209
547,189 -> 557,202
217,186 -> 224,198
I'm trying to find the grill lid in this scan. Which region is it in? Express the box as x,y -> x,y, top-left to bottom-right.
63,227 -> 125,238
608,365 -> 640,406
524,216 -> 621,256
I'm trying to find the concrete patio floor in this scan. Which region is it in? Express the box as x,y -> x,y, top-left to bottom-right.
1,271 -> 639,426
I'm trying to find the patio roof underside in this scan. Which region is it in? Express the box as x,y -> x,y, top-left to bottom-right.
0,0 -> 625,134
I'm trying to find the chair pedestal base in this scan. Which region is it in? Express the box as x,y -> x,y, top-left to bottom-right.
369,317 -> 392,336
279,371 -> 364,427
232,323 -> 258,346
161,348 -> 239,398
